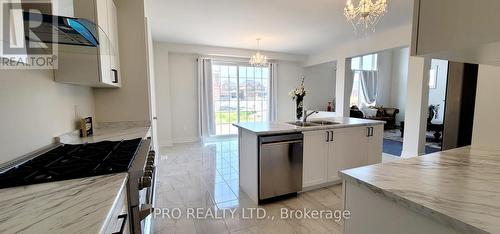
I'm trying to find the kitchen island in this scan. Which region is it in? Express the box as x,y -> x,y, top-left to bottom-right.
340,146 -> 500,234
234,117 -> 384,203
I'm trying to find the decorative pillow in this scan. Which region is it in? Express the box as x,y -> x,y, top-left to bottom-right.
361,108 -> 378,118
385,109 -> 395,116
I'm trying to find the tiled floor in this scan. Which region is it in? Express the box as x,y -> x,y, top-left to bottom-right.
153,138 -> 345,234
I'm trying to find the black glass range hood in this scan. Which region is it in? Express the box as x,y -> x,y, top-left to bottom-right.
23,12 -> 99,47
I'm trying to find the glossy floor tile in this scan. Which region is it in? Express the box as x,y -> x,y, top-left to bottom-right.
153,138 -> 344,234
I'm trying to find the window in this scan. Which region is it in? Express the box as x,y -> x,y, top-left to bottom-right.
351,54 -> 378,71
350,53 -> 378,107
212,63 -> 270,136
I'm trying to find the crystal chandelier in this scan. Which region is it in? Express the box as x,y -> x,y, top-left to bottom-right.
344,0 -> 388,34
249,38 -> 268,67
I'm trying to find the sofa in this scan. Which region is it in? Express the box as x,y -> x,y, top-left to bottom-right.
350,106 -> 400,129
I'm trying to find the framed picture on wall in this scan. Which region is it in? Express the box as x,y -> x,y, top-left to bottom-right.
429,66 -> 438,89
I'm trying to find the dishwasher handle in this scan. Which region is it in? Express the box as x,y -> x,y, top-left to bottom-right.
261,140 -> 303,146
259,133 -> 303,144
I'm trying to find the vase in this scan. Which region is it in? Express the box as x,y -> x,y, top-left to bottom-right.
296,96 -> 304,121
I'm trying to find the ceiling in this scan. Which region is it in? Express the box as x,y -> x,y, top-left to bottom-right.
146,0 -> 413,55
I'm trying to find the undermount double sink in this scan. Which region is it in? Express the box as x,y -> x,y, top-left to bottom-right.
286,120 -> 340,127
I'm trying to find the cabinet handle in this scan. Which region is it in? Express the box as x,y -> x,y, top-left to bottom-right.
367,127 -> 373,137
326,131 -> 330,142
330,131 -> 334,142
112,214 -> 127,234
112,69 -> 118,83
139,204 -> 153,220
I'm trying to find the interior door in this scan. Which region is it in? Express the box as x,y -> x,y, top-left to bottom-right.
145,17 -> 159,153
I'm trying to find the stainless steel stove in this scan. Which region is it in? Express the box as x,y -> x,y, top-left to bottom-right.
0,137 -> 156,234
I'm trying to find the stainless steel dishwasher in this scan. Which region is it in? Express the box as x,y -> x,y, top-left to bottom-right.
259,133 -> 303,200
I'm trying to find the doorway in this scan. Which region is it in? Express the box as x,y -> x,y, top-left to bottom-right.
422,60 -> 480,152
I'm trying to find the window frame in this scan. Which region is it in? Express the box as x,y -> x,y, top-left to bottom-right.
211,61 -> 271,136
351,53 -> 378,71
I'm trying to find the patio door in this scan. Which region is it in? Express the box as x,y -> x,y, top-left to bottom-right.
211,63 -> 270,136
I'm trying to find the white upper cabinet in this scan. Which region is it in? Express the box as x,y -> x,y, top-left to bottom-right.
411,0 -> 500,66
54,0 -> 121,87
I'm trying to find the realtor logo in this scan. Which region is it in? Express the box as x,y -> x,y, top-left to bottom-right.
0,0 -> 58,69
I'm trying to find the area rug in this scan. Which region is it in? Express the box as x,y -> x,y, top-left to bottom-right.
383,129 -> 442,150
383,139 -> 441,157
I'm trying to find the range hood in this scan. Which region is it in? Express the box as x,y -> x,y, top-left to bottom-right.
23,12 -> 99,47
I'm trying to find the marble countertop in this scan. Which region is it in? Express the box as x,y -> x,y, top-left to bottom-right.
340,146 -> 500,234
0,173 -> 128,233
56,121 -> 151,144
233,117 -> 384,135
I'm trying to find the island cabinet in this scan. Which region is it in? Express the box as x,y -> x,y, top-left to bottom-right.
303,125 -> 383,189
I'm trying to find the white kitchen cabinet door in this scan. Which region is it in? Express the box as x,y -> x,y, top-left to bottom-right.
95,0 -> 112,85
329,127 -> 368,181
367,125 -> 383,165
107,0 -> 120,86
303,130 -> 329,187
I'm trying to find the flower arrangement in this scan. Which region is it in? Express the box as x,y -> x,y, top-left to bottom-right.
290,76 -> 307,120
289,76 -> 307,100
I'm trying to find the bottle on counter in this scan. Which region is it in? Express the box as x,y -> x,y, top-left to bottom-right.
327,101 -> 332,112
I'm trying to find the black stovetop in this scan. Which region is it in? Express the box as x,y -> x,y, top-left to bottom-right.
0,138 -> 142,189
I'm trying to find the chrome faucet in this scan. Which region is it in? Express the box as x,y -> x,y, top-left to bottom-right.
303,110 -> 319,123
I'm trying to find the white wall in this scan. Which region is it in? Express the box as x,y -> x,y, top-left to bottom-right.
276,61 -> 305,121
376,50 -> 394,106
93,0 -> 151,122
307,24 -> 412,67
428,59 -> 448,123
153,42 -> 306,145
307,23 -> 413,116
401,57 -> 431,157
471,64 -> 500,150
168,53 -> 199,143
303,62 -> 336,111
153,43 -> 174,147
0,70 -> 94,164
389,47 -> 409,123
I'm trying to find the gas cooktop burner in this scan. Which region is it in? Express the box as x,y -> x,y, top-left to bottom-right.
0,138 -> 142,189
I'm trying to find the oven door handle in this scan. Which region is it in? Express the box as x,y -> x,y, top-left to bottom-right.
139,204 -> 154,220
112,214 -> 127,234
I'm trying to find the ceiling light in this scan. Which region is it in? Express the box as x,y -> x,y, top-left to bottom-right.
249,38 -> 268,67
344,0 -> 387,34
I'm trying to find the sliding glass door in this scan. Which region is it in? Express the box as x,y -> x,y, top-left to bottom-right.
211,63 -> 270,136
